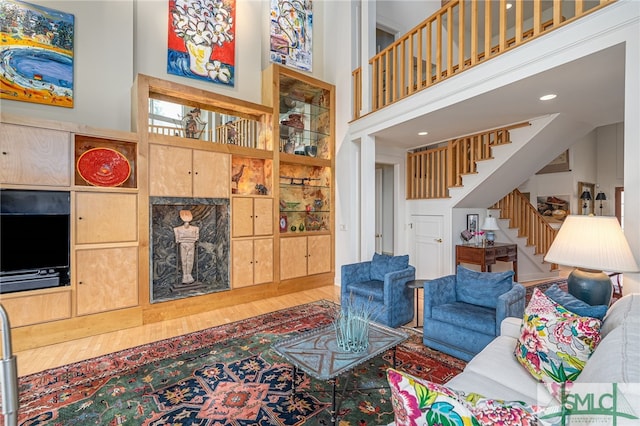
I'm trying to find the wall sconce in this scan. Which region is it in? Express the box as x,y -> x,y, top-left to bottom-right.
580,190 -> 592,215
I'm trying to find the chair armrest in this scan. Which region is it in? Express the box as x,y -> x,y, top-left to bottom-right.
422,275 -> 457,320
500,316 -> 524,338
495,283 -> 526,335
383,266 -> 416,302
341,261 -> 372,300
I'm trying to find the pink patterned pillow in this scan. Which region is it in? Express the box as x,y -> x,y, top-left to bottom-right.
386,368 -> 541,425
386,368 -> 477,426
514,288 -> 602,382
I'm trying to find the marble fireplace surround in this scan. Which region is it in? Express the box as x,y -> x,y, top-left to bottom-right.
150,197 -> 230,303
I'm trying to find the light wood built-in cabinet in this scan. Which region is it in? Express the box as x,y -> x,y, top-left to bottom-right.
76,247 -> 139,316
232,197 -> 273,237
0,123 -> 71,186
0,115 -> 140,350
1,69 -> 334,351
232,238 -> 273,288
149,144 -> 230,198
76,192 -> 138,244
280,234 -> 332,280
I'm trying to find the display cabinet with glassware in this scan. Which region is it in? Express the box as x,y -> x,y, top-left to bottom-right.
262,64 -> 335,285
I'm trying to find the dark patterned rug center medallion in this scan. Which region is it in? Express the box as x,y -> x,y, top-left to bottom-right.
14,300 -> 465,425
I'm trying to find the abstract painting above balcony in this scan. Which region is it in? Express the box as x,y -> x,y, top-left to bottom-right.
167,0 -> 236,86
0,0 -> 74,107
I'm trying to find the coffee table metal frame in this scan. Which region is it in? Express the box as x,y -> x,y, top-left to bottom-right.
272,321 -> 408,425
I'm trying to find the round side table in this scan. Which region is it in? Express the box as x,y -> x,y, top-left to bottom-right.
406,280 -> 423,328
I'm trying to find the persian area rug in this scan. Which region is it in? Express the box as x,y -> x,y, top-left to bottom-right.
14,300 -> 465,426
525,278 -> 568,302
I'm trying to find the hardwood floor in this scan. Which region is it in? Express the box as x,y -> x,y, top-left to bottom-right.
13,285 -> 342,377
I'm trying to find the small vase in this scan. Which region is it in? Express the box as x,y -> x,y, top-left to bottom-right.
186,40 -> 212,76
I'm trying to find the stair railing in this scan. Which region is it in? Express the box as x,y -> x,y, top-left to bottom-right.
491,188 -> 558,270
407,121 -> 528,199
353,0 -> 615,120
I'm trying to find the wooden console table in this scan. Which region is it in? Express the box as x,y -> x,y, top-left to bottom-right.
456,243 -> 518,281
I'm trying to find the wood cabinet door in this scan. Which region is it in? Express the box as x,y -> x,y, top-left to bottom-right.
76,247 -> 138,316
231,239 -> 254,288
193,150 -> 230,198
253,198 -> 273,236
76,192 -> 137,244
307,234 -> 332,275
0,123 -> 71,186
149,144 -> 192,196
253,238 -> 273,284
280,236 -> 307,280
232,197 -> 254,237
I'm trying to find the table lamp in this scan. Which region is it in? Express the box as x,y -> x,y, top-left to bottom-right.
595,192 -> 607,216
482,215 -> 500,245
580,190 -> 592,215
544,215 -> 639,305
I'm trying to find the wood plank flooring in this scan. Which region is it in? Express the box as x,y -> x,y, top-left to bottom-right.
13,285 -> 341,377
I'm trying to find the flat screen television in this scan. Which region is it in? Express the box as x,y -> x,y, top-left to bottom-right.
0,189 -> 70,293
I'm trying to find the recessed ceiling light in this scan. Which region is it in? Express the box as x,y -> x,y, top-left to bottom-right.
418,131 -> 428,136
539,94 -> 557,101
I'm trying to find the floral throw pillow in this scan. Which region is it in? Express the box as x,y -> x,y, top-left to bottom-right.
514,288 -> 602,383
386,368 -> 479,426
386,368 -> 541,426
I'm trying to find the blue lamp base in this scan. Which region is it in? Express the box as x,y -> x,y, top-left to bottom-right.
567,268 -> 612,306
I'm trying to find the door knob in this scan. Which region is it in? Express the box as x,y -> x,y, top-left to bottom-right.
435,238 -> 443,243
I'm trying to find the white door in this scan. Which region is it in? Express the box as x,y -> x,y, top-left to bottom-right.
411,215 -> 445,279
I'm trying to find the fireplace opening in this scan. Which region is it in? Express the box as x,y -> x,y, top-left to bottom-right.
0,189 -> 71,294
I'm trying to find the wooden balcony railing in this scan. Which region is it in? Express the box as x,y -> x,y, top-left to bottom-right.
492,188 -> 558,269
353,0 -> 615,120
407,121 -> 528,199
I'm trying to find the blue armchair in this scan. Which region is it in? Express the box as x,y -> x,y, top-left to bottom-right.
341,253 -> 416,328
423,266 -> 525,361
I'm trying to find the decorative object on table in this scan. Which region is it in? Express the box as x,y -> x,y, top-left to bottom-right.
595,191 -> 607,215
333,294 -> 375,353
460,229 -> 473,244
298,223 -> 305,232
544,215 -> 639,306
290,225 -> 296,232
77,148 -> 132,187
482,215 -> 500,245
473,231 -> 484,246
269,0 -> 313,72
168,0 -> 235,86
279,214 -> 288,232
304,144 -> 317,157
0,0 -> 75,108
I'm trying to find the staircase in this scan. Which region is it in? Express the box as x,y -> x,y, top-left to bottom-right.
407,120 -> 562,280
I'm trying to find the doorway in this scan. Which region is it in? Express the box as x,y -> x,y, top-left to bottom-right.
375,164 -> 394,255
411,215 -> 445,280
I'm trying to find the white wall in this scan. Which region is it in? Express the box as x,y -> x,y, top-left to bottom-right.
596,123 -> 624,216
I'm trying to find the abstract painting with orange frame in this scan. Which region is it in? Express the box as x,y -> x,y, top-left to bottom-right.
0,0 -> 74,107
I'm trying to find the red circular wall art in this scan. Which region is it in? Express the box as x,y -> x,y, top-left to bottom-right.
77,148 -> 131,187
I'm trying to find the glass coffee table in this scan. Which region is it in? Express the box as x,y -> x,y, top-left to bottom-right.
272,321 -> 408,425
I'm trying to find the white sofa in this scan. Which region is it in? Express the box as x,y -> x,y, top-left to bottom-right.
445,293 -> 640,405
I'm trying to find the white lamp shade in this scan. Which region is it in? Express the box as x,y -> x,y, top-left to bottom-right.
544,215 -> 639,272
482,216 -> 500,231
